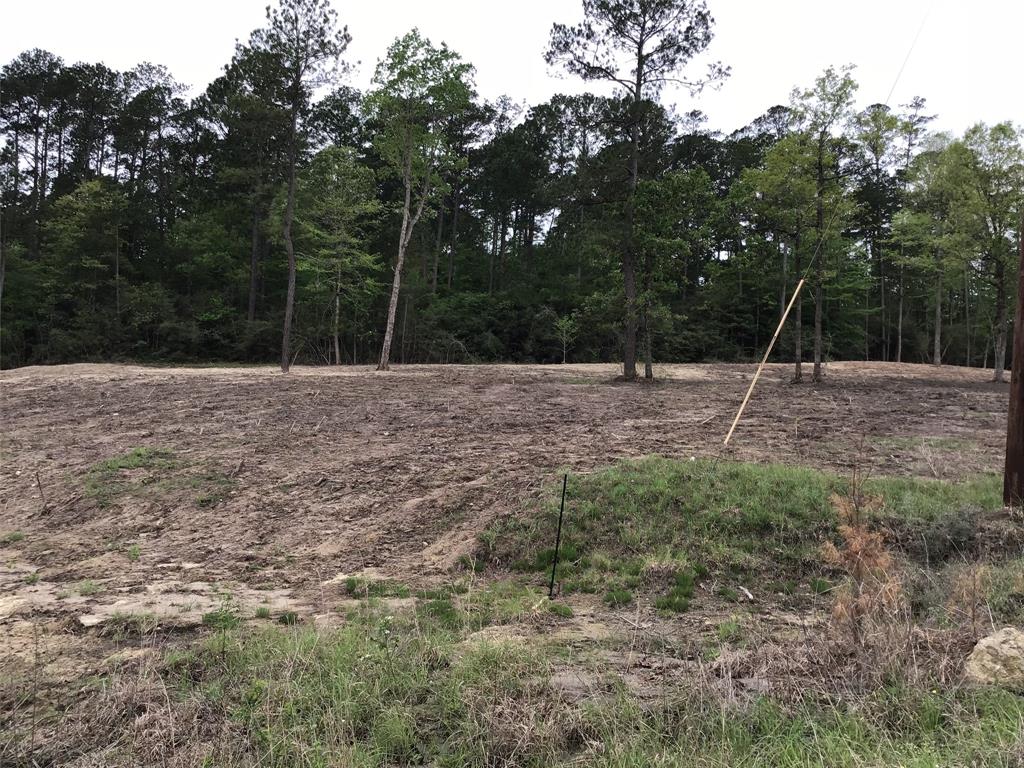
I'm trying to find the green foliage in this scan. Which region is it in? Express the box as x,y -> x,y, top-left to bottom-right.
76,580 -> 103,596
0,22 -> 1019,372
655,569 -> 699,613
203,609 -> 241,631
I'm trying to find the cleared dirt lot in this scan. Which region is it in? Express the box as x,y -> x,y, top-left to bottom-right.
0,362 -> 1011,698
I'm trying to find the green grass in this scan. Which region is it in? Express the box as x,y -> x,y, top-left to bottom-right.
872,435 -> 974,452
341,577 -> 412,599
717,616 -> 743,642
77,579 -> 103,596
125,544 -> 141,562
254,606 -> 271,620
140,587 -> 1024,768
810,576 -> 833,594
482,457 -> 1003,601
82,447 -> 235,509
1,531 -> 25,545
655,569 -> 698,613
603,587 -> 633,607
203,608 -> 241,631
548,601 -> 574,618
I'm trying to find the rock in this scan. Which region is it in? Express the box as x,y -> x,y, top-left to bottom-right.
964,627 -> 1024,689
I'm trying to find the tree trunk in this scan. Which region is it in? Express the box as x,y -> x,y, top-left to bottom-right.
994,257 -> 1009,382
965,263 -> 971,367
794,232 -> 803,383
379,151 -> 431,371
622,104 -> 640,381
897,262 -> 904,363
933,267 -> 942,366
488,216 -> 497,294
248,206 -> 260,323
447,191 -> 459,289
1003,221 -> 1024,505
114,213 -> 120,321
333,264 -> 342,365
379,174 -> 413,371
280,110 -> 299,374
431,202 -> 444,294
879,236 -> 887,361
779,236 -> 788,321
812,139 -> 825,382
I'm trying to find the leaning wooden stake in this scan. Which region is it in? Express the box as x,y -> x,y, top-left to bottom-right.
724,279 -> 806,446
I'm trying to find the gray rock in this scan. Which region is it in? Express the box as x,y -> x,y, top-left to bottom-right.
964,627 -> 1024,689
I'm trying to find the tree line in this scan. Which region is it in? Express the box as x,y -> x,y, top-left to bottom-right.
2,0 -> 1021,380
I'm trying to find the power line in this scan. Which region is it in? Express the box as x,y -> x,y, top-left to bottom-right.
885,2 -> 934,107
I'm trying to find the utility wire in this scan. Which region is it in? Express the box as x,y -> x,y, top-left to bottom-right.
715,0 -> 935,455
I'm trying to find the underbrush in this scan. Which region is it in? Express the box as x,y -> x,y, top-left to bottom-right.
477,456 -> 1008,612
30,586 -> 1024,768
10,456 -> 1023,766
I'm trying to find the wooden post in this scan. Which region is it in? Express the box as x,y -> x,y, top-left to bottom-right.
725,279 -> 806,446
1004,216 -> 1024,506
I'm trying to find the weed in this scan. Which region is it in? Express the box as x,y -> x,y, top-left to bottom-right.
823,471 -> 905,650
77,580 -> 102,596
342,577 -> 410,598
810,577 -> 832,594
717,585 -> 740,602
24,572 -> 40,585
655,569 -> 699,613
1,531 -> 25,545
548,602 -> 573,618
277,612 -> 299,626
203,609 -> 241,631
717,617 -> 743,642
254,606 -> 271,620
603,588 -> 633,607
126,544 -> 141,562
104,612 -> 159,639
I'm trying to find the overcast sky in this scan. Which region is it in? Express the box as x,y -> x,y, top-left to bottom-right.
2,0 -> 1020,136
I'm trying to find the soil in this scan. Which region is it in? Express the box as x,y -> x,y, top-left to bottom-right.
0,362 -> 1010,704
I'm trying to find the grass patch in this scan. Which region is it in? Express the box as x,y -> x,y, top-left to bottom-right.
810,576 -> 832,594
603,588 -> 633,607
548,601 -> 574,618
203,608 -> 241,631
82,446 -> 235,508
341,577 -> 411,599
655,569 -> 698,613
133,593 -> 1024,767
1,531 -> 25,545
482,457 -> 1003,602
77,580 -> 103,596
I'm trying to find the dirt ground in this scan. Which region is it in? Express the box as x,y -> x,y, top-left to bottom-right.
0,361 -> 1011,708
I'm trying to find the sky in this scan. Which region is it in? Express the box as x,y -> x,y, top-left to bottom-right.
2,0 -> 1021,136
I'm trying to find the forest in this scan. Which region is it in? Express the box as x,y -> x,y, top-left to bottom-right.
1,0 -> 1021,379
